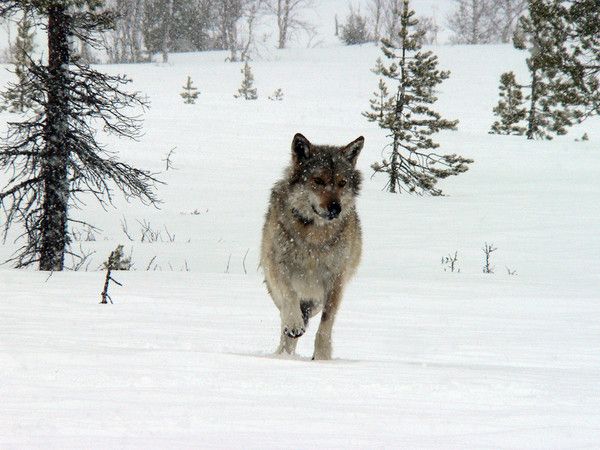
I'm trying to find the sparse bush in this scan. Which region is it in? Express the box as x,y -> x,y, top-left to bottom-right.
340,5 -> 371,45
415,15 -> 439,45
482,242 -> 497,274
268,88 -> 284,101
441,251 -> 460,273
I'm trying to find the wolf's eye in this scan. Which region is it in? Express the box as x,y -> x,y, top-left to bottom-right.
338,180 -> 347,187
313,177 -> 326,186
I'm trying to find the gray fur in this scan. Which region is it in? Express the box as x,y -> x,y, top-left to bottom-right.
261,133 -> 364,360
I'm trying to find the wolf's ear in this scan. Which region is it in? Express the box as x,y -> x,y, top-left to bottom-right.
342,136 -> 364,166
292,133 -> 312,164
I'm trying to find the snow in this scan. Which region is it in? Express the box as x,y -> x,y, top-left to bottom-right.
1,4 -> 600,448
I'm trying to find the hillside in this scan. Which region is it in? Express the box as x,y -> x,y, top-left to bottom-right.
1,8 -> 600,449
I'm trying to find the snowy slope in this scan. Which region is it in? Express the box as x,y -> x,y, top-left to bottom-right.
1,269 -> 599,448
1,18 -> 600,450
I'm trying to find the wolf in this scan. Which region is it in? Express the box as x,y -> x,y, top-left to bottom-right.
261,133 -> 364,360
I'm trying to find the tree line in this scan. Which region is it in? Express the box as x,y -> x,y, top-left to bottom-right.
338,0 -> 529,47
100,0 -> 315,63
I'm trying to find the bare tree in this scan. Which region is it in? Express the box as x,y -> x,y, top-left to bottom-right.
267,0 -> 314,49
493,0 -> 528,43
375,0 -> 402,43
369,0 -> 437,46
0,1 -> 159,271
239,0 -> 267,61
482,242 -> 497,274
216,0 -> 243,61
441,251 -> 460,273
103,0 -> 147,63
415,15 -> 439,45
215,0 -> 266,62
0,16 -> 15,63
447,0 -> 499,44
367,0 -> 385,41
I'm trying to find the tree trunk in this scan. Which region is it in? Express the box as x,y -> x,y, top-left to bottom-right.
39,4 -> 70,271
278,0 -> 289,49
389,138 -> 399,193
526,67 -> 538,139
161,0 -> 173,63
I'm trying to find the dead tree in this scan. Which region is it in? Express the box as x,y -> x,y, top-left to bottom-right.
0,1 -> 159,271
103,0 -> 147,63
482,242 -> 497,274
441,251 -> 460,272
447,0 -> 499,44
267,0 -> 314,49
100,245 -> 129,304
162,147 -> 177,170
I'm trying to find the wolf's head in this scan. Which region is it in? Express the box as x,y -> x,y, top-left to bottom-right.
286,133 -> 363,225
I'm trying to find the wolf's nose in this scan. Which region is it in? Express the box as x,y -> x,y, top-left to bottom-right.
327,201 -> 341,219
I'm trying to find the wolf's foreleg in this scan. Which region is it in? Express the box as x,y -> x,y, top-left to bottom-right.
277,326 -> 300,354
313,280 -> 343,360
276,298 -> 305,355
280,297 -> 306,339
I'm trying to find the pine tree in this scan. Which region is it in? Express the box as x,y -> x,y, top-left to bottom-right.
180,76 -> 199,104
490,71 -> 527,135
234,61 -> 258,100
364,0 -> 472,195
0,1 -> 158,271
1,8 -> 36,113
515,0 -> 583,140
268,88 -> 284,101
340,5 -> 370,45
556,0 -> 599,119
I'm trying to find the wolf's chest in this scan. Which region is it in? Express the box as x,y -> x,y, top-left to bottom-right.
285,239 -> 345,282
286,246 -> 337,301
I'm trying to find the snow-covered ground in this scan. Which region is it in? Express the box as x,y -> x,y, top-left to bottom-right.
1,7 -> 600,448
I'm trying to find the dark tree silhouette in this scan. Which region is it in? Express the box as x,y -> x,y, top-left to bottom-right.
0,0 -> 159,271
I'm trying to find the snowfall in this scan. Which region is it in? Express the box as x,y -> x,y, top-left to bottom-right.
1,1 -> 600,448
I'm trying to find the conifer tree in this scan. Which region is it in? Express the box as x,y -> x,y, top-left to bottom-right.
268,88 -> 284,101
180,76 -> 199,104
514,0 -> 583,139
0,1 -> 158,271
490,71 -> 527,135
553,0 -> 599,119
1,8 -> 36,113
234,61 -> 258,100
364,0 -> 472,195
340,5 -> 370,45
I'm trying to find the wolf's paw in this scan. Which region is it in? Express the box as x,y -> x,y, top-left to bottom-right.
284,324 -> 305,338
282,307 -> 306,339
312,348 -> 332,360
313,333 -> 332,360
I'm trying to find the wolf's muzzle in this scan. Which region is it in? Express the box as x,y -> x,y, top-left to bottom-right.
327,201 -> 341,220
